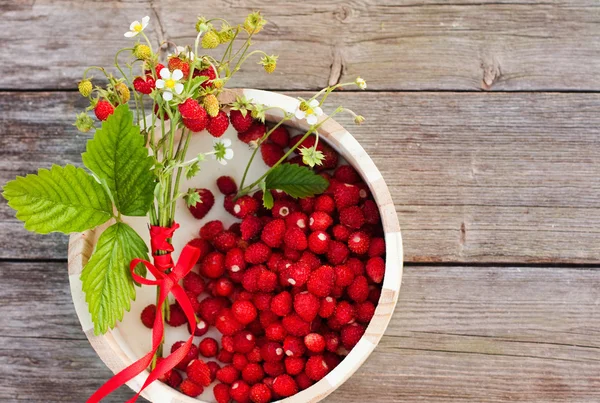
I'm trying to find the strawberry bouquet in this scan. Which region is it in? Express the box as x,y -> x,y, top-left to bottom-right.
2,12 -> 386,403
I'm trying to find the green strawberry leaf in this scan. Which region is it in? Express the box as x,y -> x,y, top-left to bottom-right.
2,165 -> 112,234
82,104 -> 155,217
259,180 -> 274,209
81,222 -> 149,335
264,163 -> 329,200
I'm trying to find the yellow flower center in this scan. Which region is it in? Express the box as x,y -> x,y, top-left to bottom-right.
165,78 -> 176,89
299,101 -> 313,115
133,23 -> 143,32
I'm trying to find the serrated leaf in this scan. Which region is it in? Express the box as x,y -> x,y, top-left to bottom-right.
82,104 -> 155,217
264,163 -> 329,199
81,222 -> 149,335
2,165 -> 112,234
262,189 -> 274,209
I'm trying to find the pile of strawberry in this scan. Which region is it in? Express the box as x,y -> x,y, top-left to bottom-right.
140,123 -> 386,403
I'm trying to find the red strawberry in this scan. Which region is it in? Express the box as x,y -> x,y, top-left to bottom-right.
166,370 -> 182,388
271,291 -> 293,317
183,116 -> 209,132
295,372 -> 313,391
284,356 -> 305,376
334,165 -> 360,184
272,374 -> 298,398
334,265 -> 355,287
253,292 -> 272,311
272,199 -> 298,218
232,195 -> 259,218
94,100 -> 114,121
214,383 -> 231,403
261,219 -> 286,248
166,303 -> 187,327
282,314 -> 311,337
232,300 -> 258,325
347,275 -> 369,303
180,379 -> 203,397
217,365 -> 240,384
299,251 -> 321,270
196,66 -> 216,88
190,319 -> 209,336
200,220 -> 224,241
238,122 -> 265,144
187,359 -> 212,386
198,296 -> 228,325
283,261 -> 311,287
187,188 -> 215,219
207,110 -> 230,137
241,216 -> 263,241
366,256 -> 385,283
293,292 -> 320,322
133,75 -> 156,94
341,323 -> 365,350
283,336 -> 306,357
260,143 -> 284,167
183,272 -> 206,294
333,300 -> 356,325
250,383 -> 272,403
216,175 -> 238,195
362,199 -> 380,225
268,126 -> 290,148
332,224 -> 351,242
308,230 -> 330,254
242,266 -> 263,292
304,333 -> 326,353
233,331 -> 257,354
346,257 -> 365,276
265,322 -> 287,342
230,109 -> 254,132
307,265 -> 335,297
213,230 -> 238,252
334,184 -> 361,210
368,237 -> 386,257
216,308 -> 244,336
327,240 -> 350,265
179,98 -> 204,119
208,362 -> 220,382
140,304 -> 156,328
339,206 -> 365,229
369,286 -> 382,304
214,277 -> 234,297
200,251 -> 225,278
314,195 -> 335,214
284,227 -> 308,251
348,231 -> 370,255
245,243 -> 272,264
171,341 -> 199,370
309,211 -> 333,232
305,356 -> 330,381
319,296 -> 336,319
356,301 -> 376,324
230,381 -> 251,403
257,269 -> 278,292
168,57 -> 190,78
186,238 -> 213,260
218,349 -> 234,363
225,247 -> 246,274
233,353 -> 249,370
261,341 -> 284,362
242,363 -> 265,385
145,63 -> 165,77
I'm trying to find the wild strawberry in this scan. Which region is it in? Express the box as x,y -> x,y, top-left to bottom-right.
189,318 -> 209,336
179,98 -> 203,119
94,100 -> 114,121
264,362 -> 285,380
187,188 -> 215,219
319,296 -> 336,319
346,257 -> 365,276
347,275 -> 370,303
293,291 -> 320,322
265,322 -> 287,342
246,345 -> 263,363
242,363 -> 265,385
166,303 -> 187,327
283,261 -> 311,287
250,383 -> 272,403
362,199 -> 380,225
245,243 -> 272,264
304,333 -> 326,353
268,125 -> 290,148
272,374 -> 298,398
283,336 -> 306,357
334,183 -> 360,210
230,380 -> 251,403
271,291 -> 293,317
284,356 -> 305,376
207,110 -> 230,137
187,359 -> 212,386
369,286 -> 382,304
257,269 -> 278,292
230,109 -> 254,132
260,143 -> 284,167
166,370 -> 182,388
307,230 -> 330,254
218,349 -> 234,364
213,230 -> 238,252
187,238 -> 213,261
305,356 -> 329,381
261,341 -> 284,362
222,335 -> 235,353
307,265 -> 335,297
309,211 -> 333,232
217,175 -> 238,195
214,383 -> 231,403
215,277 -> 234,297
327,240 -> 350,265
339,206 -> 365,230
242,266 -> 263,292
317,143 -> 339,170
183,116 -> 209,132
238,122 -> 265,145
332,224 -> 351,242
253,292 -> 273,311
200,251 -> 226,278
348,231 -> 370,254
366,256 -> 385,283
233,331 -> 256,354
284,212 -> 307,232
284,227 -> 308,251
368,237 -> 386,257
140,304 -> 156,328
334,164 -> 360,184
198,296 -> 229,325
225,248 -> 246,274
312,195 -> 334,215
217,365 -> 241,384
133,75 -> 156,94
333,301 -> 356,325
323,352 -> 342,371
183,272 -> 206,294
232,300 -> 258,325
282,247 -> 302,263
200,220 -> 224,241
180,379 -> 203,397
282,314 -> 311,337
356,301 -> 376,324
196,66 -> 216,88
232,195 -> 259,218
260,218 -> 286,248
167,57 -> 190,78
272,199 -> 298,218
295,372 -> 313,391
216,308 -> 245,336
334,265 -> 355,287
341,323 -> 365,350
233,353 -> 249,370
171,341 -> 199,370
298,251 -> 320,271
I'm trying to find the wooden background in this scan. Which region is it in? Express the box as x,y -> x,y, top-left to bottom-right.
1,0 -> 600,401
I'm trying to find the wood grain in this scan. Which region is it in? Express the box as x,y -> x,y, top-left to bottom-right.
2,261 -> 599,402
1,0 -> 600,91
2,91 -> 600,263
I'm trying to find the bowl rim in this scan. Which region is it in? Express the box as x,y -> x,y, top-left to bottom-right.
67,88 -> 403,403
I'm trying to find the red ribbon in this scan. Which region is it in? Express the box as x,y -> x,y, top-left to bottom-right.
87,223 -> 199,403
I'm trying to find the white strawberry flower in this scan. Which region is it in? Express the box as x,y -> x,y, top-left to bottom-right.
213,138 -> 234,165
124,16 -> 150,38
155,68 -> 184,101
295,98 -> 323,125
171,46 -> 195,61
355,77 -> 367,90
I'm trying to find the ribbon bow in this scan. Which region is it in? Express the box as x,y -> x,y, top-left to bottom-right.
87,223 -> 200,403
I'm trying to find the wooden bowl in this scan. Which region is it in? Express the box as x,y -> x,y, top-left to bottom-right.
68,89 -> 403,402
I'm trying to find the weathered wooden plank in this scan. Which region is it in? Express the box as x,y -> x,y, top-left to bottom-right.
2,91 -> 600,263
1,261 -> 599,402
1,0 -> 600,90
